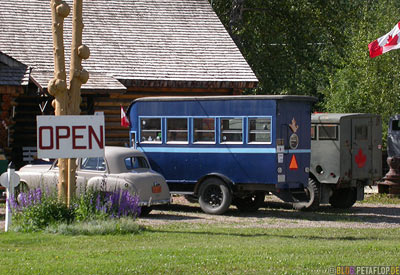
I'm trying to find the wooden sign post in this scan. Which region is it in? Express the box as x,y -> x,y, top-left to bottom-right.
48,0 -> 89,206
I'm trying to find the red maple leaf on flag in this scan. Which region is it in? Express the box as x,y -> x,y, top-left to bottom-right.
355,148 -> 367,168
385,34 -> 399,47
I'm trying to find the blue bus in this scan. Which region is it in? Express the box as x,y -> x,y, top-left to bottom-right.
127,95 -> 316,214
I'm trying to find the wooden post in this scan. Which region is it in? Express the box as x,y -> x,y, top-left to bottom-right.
67,0 -> 90,207
48,0 -> 70,204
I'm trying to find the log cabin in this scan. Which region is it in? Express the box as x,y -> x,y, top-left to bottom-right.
0,0 -> 258,167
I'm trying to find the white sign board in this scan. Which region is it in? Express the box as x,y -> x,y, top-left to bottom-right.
37,115 -> 105,158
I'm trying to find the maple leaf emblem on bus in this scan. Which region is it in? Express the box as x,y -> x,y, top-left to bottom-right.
289,118 -> 298,133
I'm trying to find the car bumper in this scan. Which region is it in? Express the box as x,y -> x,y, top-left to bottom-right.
139,198 -> 171,207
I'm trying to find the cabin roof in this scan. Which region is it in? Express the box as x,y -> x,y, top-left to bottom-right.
0,52 -> 30,86
0,0 -> 258,91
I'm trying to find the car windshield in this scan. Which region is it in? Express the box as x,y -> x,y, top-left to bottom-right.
124,156 -> 149,170
80,157 -> 106,171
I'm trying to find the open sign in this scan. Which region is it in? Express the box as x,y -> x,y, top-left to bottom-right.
37,115 -> 105,158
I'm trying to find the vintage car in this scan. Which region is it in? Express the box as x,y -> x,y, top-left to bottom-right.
15,146 -> 171,215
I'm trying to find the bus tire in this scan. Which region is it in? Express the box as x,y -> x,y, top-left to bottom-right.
292,178 -> 320,211
198,178 -> 232,215
233,192 -> 265,212
329,188 -> 357,209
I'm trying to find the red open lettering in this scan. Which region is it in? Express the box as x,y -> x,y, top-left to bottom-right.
38,126 -> 53,150
72,126 -> 86,149
56,126 -> 70,149
88,125 -> 104,149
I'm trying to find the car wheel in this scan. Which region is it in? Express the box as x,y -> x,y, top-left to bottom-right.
292,178 -> 320,211
198,177 -> 232,215
233,192 -> 265,212
329,188 -> 357,209
140,206 -> 153,216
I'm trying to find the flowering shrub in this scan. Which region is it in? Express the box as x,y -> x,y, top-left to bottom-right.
9,188 -> 73,232
9,188 -> 141,232
96,190 -> 141,219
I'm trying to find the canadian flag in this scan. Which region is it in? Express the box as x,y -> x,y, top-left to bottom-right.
369,21 -> 400,58
121,105 -> 129,128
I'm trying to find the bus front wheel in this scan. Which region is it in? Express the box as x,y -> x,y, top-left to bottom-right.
198,178 -> 232,215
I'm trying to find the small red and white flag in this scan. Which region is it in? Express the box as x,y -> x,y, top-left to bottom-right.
120,105 -> 129,128
369,21 -> 400,58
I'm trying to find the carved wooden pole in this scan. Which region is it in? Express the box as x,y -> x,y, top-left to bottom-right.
48,0 -> 70,204
67,0 -> 90,206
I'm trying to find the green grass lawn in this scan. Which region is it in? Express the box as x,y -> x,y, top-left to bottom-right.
0,224 -> 399,274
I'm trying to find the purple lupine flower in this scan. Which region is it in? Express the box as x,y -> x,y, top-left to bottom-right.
95,193 -> 101,212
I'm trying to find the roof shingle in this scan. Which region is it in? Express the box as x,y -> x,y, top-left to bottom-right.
0,0 -> 258,90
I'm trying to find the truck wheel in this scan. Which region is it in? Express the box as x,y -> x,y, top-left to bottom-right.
233,192 -> 265,212
329,188 -> 357,209
292,178 -> 320,211
198,178 -> 232,215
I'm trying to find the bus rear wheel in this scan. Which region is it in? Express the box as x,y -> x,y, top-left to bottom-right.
198,178 -> 232,215
233,192 -> 265,212
329,188 -> 357,209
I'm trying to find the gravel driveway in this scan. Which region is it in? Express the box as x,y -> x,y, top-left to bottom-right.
139,196 -> 400,229
1,196 -> 399,231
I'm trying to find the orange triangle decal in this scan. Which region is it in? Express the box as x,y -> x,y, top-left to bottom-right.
289,155 -> 298,170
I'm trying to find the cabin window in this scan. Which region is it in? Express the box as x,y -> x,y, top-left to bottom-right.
80,157 -> 106,171
167,118 -> 188,143
140,118 -> 162,143
318,124 -> 338,140
220,118 -> 243,143
392,120 -> 400,131
125,157 -> 149,170
355,125 -> 368,141
248,118 -> 272,143
311,125 -> 316,140
193,118 -> 215,143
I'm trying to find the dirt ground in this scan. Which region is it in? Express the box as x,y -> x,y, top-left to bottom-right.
1,195 -> 399,231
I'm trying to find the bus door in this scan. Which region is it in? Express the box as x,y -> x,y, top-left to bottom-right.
351,118 -> 372,179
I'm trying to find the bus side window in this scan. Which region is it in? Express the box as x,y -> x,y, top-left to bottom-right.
248,118 -> 271,143
167,118 -> 188,143
220,118 -> 243,143
140,118 -> 162,143
194,118 -> 215,143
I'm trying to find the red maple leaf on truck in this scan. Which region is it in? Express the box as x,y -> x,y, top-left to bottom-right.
355,148 -> 367,168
